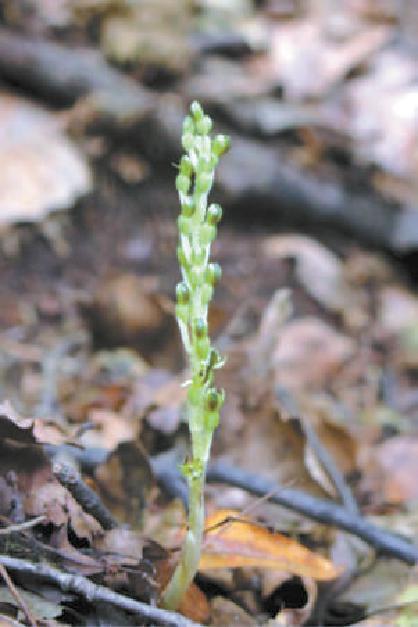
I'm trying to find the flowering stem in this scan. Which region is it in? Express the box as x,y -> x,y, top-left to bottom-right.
161,102 -> 229,611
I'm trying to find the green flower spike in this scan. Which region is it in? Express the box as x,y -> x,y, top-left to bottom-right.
161,102 -> 230,611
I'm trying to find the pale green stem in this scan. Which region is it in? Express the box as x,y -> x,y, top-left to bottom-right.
160,470 -> 205,610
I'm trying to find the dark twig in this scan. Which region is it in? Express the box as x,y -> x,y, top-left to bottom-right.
276,386 -> 359,515
0,555 -> 201,627
46,445 -> 418,564
207,462 -> 418,565
0,562 -> 37,627
299,418 -> 359,515
53,461 -> 117,530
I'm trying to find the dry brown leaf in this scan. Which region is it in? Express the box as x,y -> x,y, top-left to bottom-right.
94,441 -> 154,527
263,235 -> 350,313
272,317 -> 354,391
0,92 -> 91,225
374,436 -> 418,504
378,286 -> 418,335
269,20 -> 390,99
200,510 -> 339,581
79,408 -> 136,450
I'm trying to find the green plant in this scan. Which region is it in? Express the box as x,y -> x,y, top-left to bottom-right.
161,102 -> 230,610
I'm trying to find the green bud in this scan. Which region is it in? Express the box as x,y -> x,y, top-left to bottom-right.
205,411 -> 219,431
196,337 -> 210,360
182,133 -> 194,151
190,101 -> 204,121
182,115 -> 194,135
175,303 -> 189,323
212,134 -> 230,156
181,458 -> 203,480
201,283 -> 213,305
175,173 -> 190,194
181,197 -> 195,217
176,246 -> 188,268
204,262 -> 222,285
196,115 -> 212,136
194,318 -> 207,338
190,247 -> 206,266
198,156 -> 213,173
180,155 -> 193,176
204,388 -> 222,413
190,267 -> 202,289
196,172 -> 212,194
209,154 -> 219,169
176,282 -> 190,305
200,224 -> 217,246
177,215 -> 192,236
207,203 -> 222,225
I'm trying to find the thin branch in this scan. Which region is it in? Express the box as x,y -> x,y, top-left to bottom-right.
0,515 -> 46,535
207,462 -> 418,565
0,555 -> 201,627
276,385 -> 359,514
53,461 -> 117,530
0,562 -> 37,627
300,418 -> 359,515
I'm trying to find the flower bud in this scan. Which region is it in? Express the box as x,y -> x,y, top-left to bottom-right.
181,197 -> 195,217
176,282 -> 190,305
207,203 -> 222,225
190,101 -> 204,121
194,318 -> 207,339
198,156 -> 213,173
182,133 -> 194,151
189,267 -> 201,289
177,215 -> 192,236
204,388 -> 223,413
175,173 -> 190,194
176,246 -> 188,269
175,303 -> 189,323
196,172 -> 212,194
204,262 -> 222,285
190,247 -> 206,266
180,155 -> 193,176
200,224 -> 217,246
196,115 -> 212,136
182,115 -> 194,135
212,134 -> 230,156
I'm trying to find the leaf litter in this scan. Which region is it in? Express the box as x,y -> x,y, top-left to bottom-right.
0,1 -> 417,625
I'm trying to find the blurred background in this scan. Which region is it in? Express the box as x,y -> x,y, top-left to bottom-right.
0,2 -> 418,624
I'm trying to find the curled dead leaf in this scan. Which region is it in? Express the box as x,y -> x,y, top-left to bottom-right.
200,510 -> 339,581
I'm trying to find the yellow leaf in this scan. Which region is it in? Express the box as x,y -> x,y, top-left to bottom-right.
200,509 -> 339,581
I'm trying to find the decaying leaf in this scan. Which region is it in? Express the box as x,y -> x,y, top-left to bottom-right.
263,235 -> 350,313
272,317 -> 354,391
0,93 -> 91,226
200,509 -> 339,580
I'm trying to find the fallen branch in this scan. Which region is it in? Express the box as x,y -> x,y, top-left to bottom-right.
53,461 -> 117,530
0,562 -> 36,627
207,462 -> 418,565
47,445 -> 418,564
0,555 -> 200,627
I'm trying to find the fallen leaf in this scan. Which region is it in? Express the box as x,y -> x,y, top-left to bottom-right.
211,596 -> 257,626
272,317 -> 354,391
0,92 -> 91,225
269,20 -> 390,99
200,510 -> 339,581
0,585 -> 63,622
374,436 -> 418,504
263,235 -> 350,313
